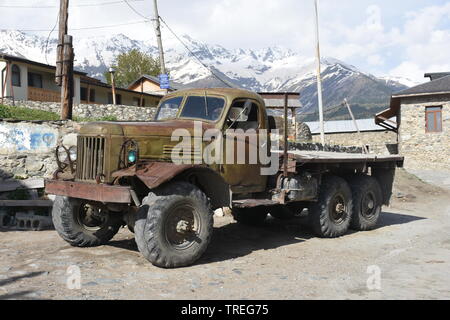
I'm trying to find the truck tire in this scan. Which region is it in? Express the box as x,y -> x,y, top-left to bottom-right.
52,196 -> 122,247
134,182 -> 213,268
348,175 -> 382,231
232,207 -> 268,225
308,176 -> 353,238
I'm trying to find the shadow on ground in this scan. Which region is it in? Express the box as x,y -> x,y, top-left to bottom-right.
0,271 -> 44,300
107,209 -> 426,265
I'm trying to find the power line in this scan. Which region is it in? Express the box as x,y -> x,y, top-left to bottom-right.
44,13 -> 59,64
0,0 -> 144,8
123,0 -> 151,20
159,16 -> 234,88
9,20 -> 148,32
120,0 -> 234,88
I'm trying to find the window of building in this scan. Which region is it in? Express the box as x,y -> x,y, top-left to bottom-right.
107,93 -> 122,105
80,87 -> 88,101
90,89 -> 95,102
28,72 -> 43,88
132,97 -> 146,107
425,106 -> 443,133
12,64 -> 21,87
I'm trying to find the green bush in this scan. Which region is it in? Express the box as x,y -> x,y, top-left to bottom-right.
0,104 -> 60,121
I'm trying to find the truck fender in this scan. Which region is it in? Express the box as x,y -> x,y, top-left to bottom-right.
112,162 -> 231,209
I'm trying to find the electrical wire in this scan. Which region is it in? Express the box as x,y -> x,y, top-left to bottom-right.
44,13 -> 59,65
0,0 -> 144,8
159,16 -> 234,88
120,0 -> 234,88
11,20 -> 148,32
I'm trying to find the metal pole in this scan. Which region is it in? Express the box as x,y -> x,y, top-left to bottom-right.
283,93 -> 289,177
314,0 -> 325,145
344,98 -> 369,154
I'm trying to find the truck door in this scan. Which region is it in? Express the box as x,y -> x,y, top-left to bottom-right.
221,99 -> 268,193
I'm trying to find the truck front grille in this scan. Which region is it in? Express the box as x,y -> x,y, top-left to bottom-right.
76,136 -> 106,181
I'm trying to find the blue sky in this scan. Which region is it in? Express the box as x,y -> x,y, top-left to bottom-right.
1,0 -> 450,82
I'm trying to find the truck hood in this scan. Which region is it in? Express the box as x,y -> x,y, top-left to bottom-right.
79,120 -> 216,137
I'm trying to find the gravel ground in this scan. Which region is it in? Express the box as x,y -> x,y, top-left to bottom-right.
0,169 -> 449,300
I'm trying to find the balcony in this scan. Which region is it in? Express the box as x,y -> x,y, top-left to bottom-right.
28,87 -> 60,103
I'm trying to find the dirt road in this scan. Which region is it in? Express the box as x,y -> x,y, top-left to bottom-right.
1,169 -> 449,300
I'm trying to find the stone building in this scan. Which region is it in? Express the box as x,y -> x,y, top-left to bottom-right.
1,54 -> 163,107
376,73 -> 450,170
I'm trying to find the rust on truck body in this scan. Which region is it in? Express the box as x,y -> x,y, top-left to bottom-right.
112,162 -> 197,189
45,180 -> 131,203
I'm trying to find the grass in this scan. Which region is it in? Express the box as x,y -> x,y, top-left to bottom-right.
0,104 -> 60,121
0,104 -> 118,122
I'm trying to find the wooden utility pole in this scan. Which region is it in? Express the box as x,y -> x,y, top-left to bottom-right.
152,0 -> 166,75
61,35 -> 74,120
152,0 -> 169,94
55,0 -> 69,86
110,69 -> 117,105
56,0 -> 73,120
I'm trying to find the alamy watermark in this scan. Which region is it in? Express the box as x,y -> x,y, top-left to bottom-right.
66,265 -> 81,290
366,265 -> 382,291
171,121 -> 281,176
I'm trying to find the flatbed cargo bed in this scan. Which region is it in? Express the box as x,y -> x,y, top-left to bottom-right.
275,150 -> 404,165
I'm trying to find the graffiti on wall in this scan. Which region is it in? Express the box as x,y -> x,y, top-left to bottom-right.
0,123 -> 58,154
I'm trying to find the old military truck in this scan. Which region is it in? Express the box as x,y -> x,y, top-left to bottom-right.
46,88 -> 404,268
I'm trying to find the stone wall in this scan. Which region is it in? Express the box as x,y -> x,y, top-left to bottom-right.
0,120 -> 80,181
310,130 -> 398,155
1,98 -> 157,121
399,95 -> 450,170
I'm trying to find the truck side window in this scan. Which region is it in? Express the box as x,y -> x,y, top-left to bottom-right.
155,96 -> 184,120
227,100 -> 259,130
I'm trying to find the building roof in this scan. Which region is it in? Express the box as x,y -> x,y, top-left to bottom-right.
424,72 -> 450,81
127,74 -> 177,91
393,75 -> 450,98
305,118 -> 392,134
0,53 -> 87,76
81,77 -> 163,98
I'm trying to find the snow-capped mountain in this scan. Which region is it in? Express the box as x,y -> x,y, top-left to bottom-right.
0,30 -> 409,118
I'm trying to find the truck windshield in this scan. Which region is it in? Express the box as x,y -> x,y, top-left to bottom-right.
179,96 -> 225,121
155,97 -> 184,120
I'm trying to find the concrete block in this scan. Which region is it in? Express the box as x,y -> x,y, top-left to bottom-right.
15,212 -> 53,231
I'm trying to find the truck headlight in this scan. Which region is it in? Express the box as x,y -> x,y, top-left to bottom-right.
69,146 -> 77,161
128,150 -> 137,163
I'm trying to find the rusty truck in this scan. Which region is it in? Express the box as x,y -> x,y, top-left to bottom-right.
46,88 -> 404,268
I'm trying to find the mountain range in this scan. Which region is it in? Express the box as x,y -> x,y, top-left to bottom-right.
0,30 -> 416,120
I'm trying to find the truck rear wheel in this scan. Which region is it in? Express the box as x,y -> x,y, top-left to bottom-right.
134,182 -> 213,268
232,207 -> 268,225
308,176 -> 353,238
349,175 -> 382,231
52,196 -> 122,247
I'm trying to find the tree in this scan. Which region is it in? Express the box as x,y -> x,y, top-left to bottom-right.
104,49 -> 161,88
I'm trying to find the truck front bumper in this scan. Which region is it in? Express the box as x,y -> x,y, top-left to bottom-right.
45,180 -> 131,204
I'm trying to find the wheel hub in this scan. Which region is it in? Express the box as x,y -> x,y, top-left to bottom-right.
330,194 -> 347,224
165,204 -> 199,249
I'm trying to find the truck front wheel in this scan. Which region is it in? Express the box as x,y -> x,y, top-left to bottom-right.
308,176 -> 353,238
52,196 -> 123,247
134,182 -> 213,268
